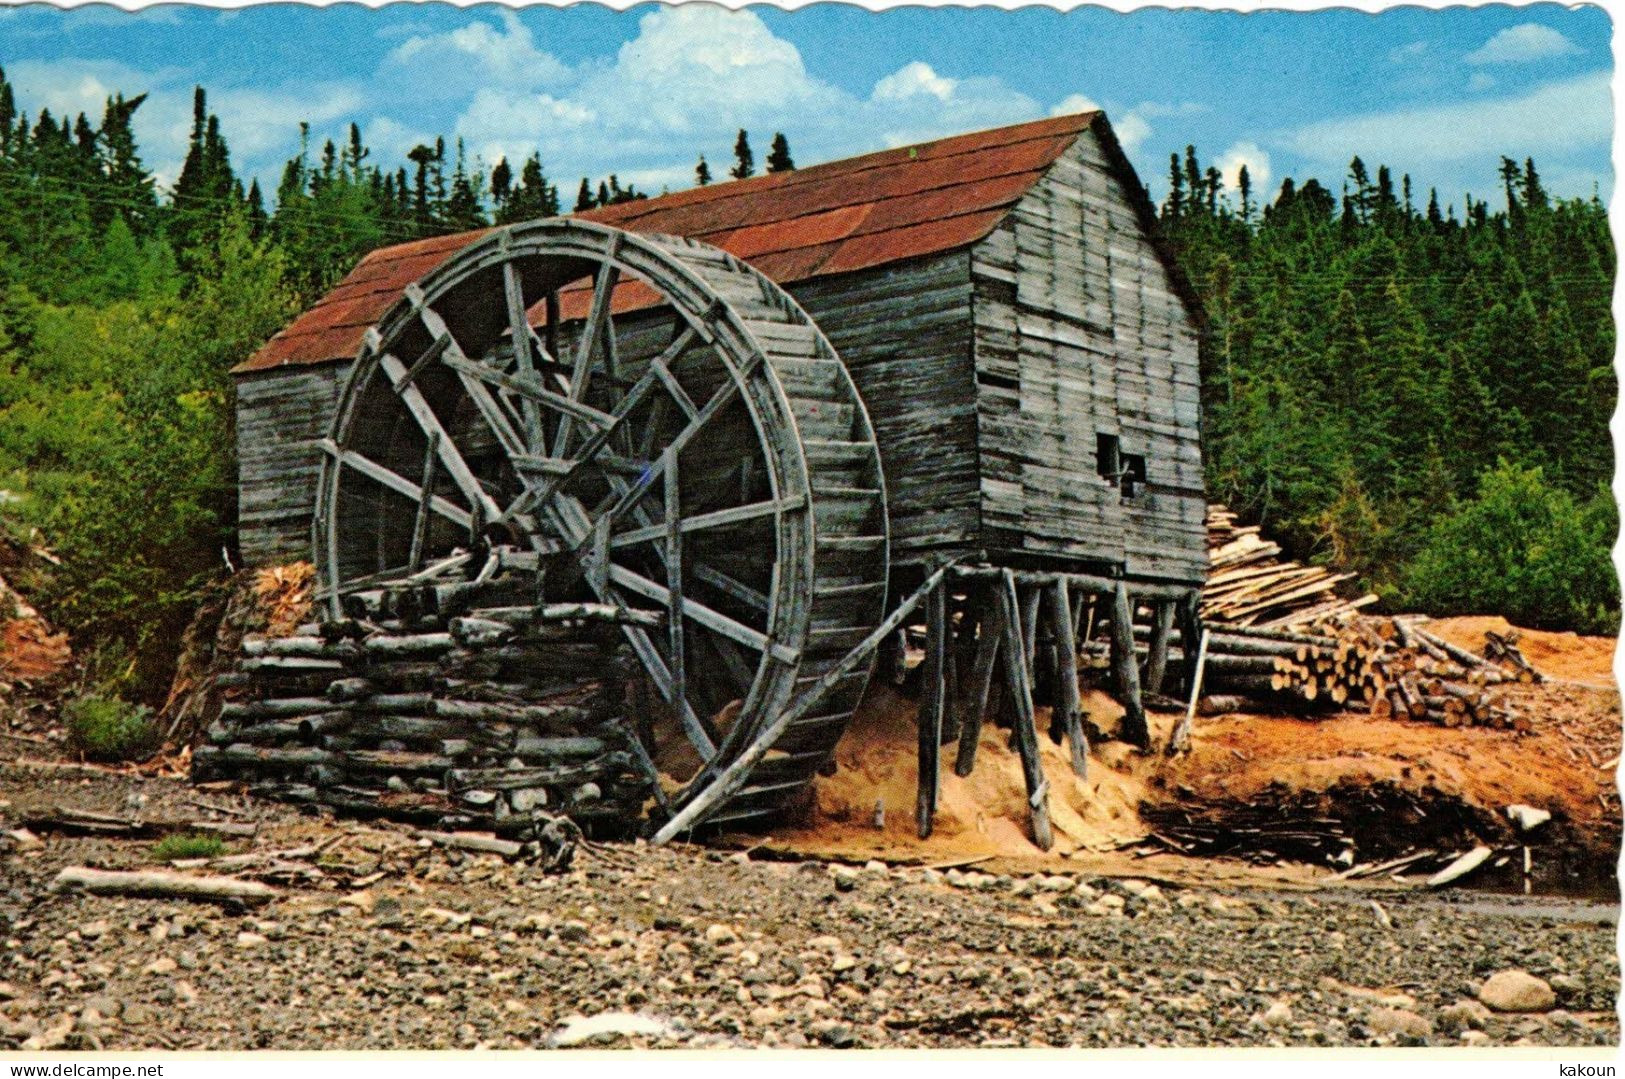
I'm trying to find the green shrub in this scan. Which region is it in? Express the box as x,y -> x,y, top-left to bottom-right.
151,833 -> 227,862
1402,460 -> 1619,634
62,694 -> 158,762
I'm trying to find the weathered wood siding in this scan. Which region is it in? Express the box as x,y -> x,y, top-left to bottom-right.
235,365 -> 347,566
969,128 -> 1205,585
789,255 -> 978,564
234,129 -> 1204,585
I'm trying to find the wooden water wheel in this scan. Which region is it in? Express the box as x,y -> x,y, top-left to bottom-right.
313,220 -> 889,832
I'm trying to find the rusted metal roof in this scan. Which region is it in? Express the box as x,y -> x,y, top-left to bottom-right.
236,112 -> 1101,375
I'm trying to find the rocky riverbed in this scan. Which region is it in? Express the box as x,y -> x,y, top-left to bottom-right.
0,764 -> 1617,1051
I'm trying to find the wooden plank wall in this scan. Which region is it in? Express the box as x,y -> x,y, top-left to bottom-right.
789,255 -> 980,566
235,365 -> 347,566
969,128 -> 1206,585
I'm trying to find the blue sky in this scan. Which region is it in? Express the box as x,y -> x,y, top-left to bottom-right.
0,2 -> 1612,212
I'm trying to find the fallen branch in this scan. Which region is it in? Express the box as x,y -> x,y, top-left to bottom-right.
51,866 -> 279,905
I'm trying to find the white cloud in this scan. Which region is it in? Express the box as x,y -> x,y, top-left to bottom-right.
1216,140 -> 1271,197
1465,23 -> 1581,65
1388,40 -> 1429,64
1281,71 -> 1610,166
447,8 -> 1039,190
213,83 -> 366,164
1111,112 -> 1152,154
1050,93 -> 1100,117
1467,72 -> 1497,92
1048,96 -> 1203,155
874,61 -> 957,103
380,10 -> 569,103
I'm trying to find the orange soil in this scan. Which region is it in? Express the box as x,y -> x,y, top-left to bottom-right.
758,617 -> 1620,868
1426,615 -> 1616,685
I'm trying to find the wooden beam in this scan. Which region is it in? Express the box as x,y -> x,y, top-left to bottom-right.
954,596 -> 999,778
1110,580 -> 1151,751
607,563 -> 797,665
609,497 -> 804,548
652,560 -> 958,843
375,355 -> 503,522
916,579 -> 946,838
553,248 -> 621,456
318,439 -> 472,530
1143,599 -> 1175,696
995,568 -> 1052,851
664,448 -> 686,723
407,431 -> 440,572
1047,578 -> 1088,779
503,259 -> 544,449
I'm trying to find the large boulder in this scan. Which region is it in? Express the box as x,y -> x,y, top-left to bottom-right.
1477,970 -> 1557,1013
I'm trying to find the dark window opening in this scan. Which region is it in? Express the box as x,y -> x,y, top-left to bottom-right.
1095,434 -> 1120,483
1121,453 -> 1147,498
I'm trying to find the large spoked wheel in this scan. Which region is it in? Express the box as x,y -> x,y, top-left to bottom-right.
314,220 -> 888,829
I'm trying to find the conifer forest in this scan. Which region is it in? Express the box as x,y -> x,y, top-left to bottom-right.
0,72 -> 1610,703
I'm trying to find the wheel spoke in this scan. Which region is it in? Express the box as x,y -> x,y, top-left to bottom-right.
502,259 -> 545,449
443,353 -> 615,430
609,496 -> 803,549
597,371 -> 747,532
407,431 -> 440,571
553,244 -> 622,457
319,438 -> 472,530
664,450 -> 686,723
607,562 -> 798,664
374,353 -> 503,522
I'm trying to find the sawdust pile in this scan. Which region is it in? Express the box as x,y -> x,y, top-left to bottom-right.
764,615 -> 1619,881
770,685 -> 1165,864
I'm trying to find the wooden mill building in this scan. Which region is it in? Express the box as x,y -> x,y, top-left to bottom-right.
234,111 -> 1206,592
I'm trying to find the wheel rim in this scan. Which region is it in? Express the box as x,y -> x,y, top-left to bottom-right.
314,221 -> 887,813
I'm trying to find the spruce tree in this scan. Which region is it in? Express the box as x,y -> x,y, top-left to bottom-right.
766,133 -> 794,173
695,155 -> 711,187
730,130 -> 754,180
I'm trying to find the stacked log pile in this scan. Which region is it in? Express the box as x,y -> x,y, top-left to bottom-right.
1203,505 -> 1377,628
194,580 -> 658,839
1160,615 -> 1539,730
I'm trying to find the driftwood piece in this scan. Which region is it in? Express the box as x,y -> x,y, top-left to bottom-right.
414,829 -> 525,858
1426,846 -> 1493,888
51,866 -> 278,905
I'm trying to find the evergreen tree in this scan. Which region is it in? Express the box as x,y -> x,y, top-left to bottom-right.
574,177 -> 595,212
766,133 -> 794,173
695,155 -> 711,187
730,129 -> 754,180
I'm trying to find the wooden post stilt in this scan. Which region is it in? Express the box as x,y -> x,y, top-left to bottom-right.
943,610 -> 960,744
1177,590 -> 1203,696
1020,586 -> 1041,669
955,595 -> 999,777
1110,580 -> 1151,750
1143,599 -> 1175,696
996,569 -> 1053,851
915,579 -> 946,838
1047,579 -> 1088,778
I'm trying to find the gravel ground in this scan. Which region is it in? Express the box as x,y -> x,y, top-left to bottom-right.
0,765 -> 1617,1050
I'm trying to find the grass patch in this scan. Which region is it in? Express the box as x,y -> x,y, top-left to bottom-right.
151,833 -> 228,861
63,694 -> 158,762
